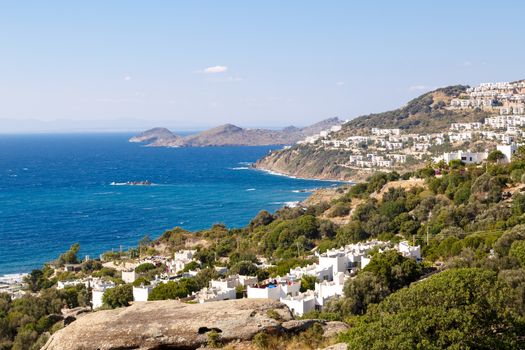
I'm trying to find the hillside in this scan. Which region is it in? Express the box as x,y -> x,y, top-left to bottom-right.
340,85 -> 491,135
130,118 -> 343,147
255,84 -> 500,181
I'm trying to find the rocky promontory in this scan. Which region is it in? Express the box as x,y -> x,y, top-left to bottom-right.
42,299 -> 294,350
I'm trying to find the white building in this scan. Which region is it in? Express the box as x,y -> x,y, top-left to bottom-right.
289,264 -> 333,282
360,256 -> 372,269
195,287 -> 236,303
497,143 -> 519,163
314,272 -> 347,308
371,128 -> 401,136
396,241 -> 421,260
57,280 -> 86,290
280,290 -> 316,316
173,250 -> 197,272
318,251 -> 348,278
238,275 -> 258,287
133,285 -> 153,302
91,281 -> 116,309
247,279 -> 301,300
210,277 -> 239,291
442,150 -> 488,164
121,270 -> 136,284
247,284 -> 282,300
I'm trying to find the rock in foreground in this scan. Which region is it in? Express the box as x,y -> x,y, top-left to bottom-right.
42,299 -> 292,350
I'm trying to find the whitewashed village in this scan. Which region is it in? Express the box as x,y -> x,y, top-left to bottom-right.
2,239 -> 420,318
298,81 -> 525,171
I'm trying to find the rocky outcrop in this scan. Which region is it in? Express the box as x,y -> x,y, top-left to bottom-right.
42,299 -> 293,350
129,118 -> 343,147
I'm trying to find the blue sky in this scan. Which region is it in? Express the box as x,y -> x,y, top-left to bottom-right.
1,1 -> 524,132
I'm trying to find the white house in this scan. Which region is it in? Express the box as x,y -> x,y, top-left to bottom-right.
195,287 -> 236,303
247,284 -> 282,300
318,251 -> 348,278
238,275 -> 258,287
280,290 -> 316,316
133,285 -> 153,302
315,272 -> 347,307
91,281 -> 115,309
121,270 -> 136,284
396,241 -> 421,260
289,264 -> 333,281
360,256 -> 372,269
173,250 -> 197,272
497,143 -> 519,163
442,150 -> 488,164
57,279 -> 86,290
210,277 -> 239,291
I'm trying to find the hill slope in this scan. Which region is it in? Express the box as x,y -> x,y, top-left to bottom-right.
255,85 -> 494,180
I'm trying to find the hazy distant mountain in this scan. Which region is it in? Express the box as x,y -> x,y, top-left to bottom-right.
129,118 -> 343,147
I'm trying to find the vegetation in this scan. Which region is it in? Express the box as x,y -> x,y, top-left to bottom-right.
102,284 -> 133,309
7,143 -> 525,349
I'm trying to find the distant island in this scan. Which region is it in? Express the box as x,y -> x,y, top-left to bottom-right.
129,118 -> 343,147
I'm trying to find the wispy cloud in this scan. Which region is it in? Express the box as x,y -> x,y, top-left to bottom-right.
123,75 -> 132,81
463,61 -> 472,67
336,81 -> 345,86
202,65 -> 228,74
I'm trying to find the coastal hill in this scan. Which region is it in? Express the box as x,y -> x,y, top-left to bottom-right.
254,82 -> 523,181
129,117 -> 343,147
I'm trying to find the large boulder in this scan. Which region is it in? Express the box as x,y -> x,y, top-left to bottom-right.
42,299 -> 292,350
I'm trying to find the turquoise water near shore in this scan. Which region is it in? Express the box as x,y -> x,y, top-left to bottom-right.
0,134 -> 335,274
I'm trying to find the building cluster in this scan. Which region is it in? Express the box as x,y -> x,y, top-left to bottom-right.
298,109 -> 525,170
298,124 -> 344,145
74,241 -> 422,315
450,81 -> 525,114
246,240 -> 420,316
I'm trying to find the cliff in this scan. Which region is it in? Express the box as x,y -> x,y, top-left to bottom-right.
129,118 -> 343,147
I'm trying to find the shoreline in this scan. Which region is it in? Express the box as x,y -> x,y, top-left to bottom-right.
1,168 -> 345,277
251,164 -> 355,184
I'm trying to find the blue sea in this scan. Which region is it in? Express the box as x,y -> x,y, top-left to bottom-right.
0,133 -> 335,275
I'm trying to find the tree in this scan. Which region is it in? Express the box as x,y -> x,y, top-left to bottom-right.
299,275 -> 317,292
57,243 -> 80,266
341,269 -> 523,349
148,279 -> 199,301
363,250 -> 422,291
509,240 -> 525,267
487,150 -> 505,163
230,261 -> 258,276
102,284 -> 133,309
249,210 -> 274,230
134,262 -> 156,274
341,272 -> 389,315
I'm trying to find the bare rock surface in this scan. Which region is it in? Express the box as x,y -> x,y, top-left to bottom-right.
42,299 -> 292,350
321,321 -> 349,338
322,343 -> 348,350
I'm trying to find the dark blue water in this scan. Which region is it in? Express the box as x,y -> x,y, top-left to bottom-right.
0,134 -> 334,274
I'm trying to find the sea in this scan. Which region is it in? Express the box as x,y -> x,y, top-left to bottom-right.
0,133 -> 336,275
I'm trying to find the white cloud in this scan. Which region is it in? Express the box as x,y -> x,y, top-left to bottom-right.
203,65 -> 228,74
123,75 -> 132,81
336,81 -> 345,86
463,61 -> 472,67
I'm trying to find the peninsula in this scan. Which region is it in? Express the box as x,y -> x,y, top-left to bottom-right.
255,80 -> 525,181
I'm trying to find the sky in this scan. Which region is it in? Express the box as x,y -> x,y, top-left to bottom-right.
1,0 -> 525,133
